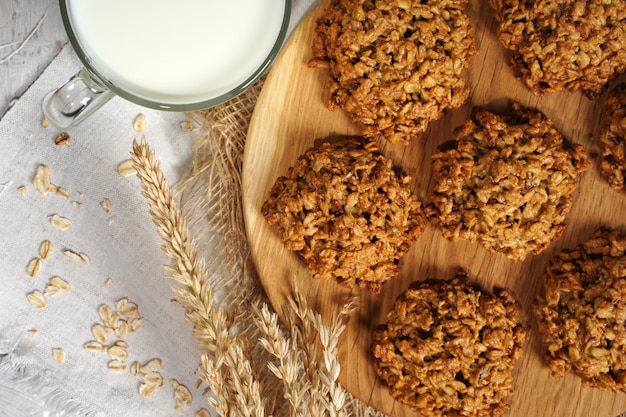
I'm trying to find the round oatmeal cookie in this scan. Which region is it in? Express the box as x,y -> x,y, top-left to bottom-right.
600,84 -> 626,193
532,228 -> 626,391
308,0 -> 476,144
489,0 -> 626,99
372,271 -> 526,417
425,102 -> 590,261
261,137 -> 425,293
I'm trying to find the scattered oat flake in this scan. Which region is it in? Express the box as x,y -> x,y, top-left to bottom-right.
55,186 -> 70,199
108,216 -> 115,225
108,359 -> 127,373
98,304 -> 114,324
63,249 -> 90,264
44,285 -> 61,296
171,379 -> 193,412
83,341 -> 104,352
115,320 -> 129,338
72,201 -> 84,209
105,278 -> 113,286
180,121 -> 193,131
28,329 -> 38,337
39,240 -> 53,259
130,361 -> 139,376
143,371 -> 163,386
18,186 -> 27,196
53,348 -> 66,364
33,165 -> 53,194
196,409 -> 211,417
49,214 -> 72,230
54,132 -> 71,146
113,340 -> 128,349
46,276 -> 70,296
116,298 -> 137,316
92,323 -> 108,344
100,198 -> 112,213
27,290 -> 47,308
42,116 -> 49,129
26,257 -> 42,277
139,358 -> 162,375
129,317 -> 145,332
139,382 -> 158,398
107,345 -> 128,361
117,159 -> 136,177
133,113 -> 147,132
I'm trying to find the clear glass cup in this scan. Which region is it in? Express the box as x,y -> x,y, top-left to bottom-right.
43,0 -> 291,130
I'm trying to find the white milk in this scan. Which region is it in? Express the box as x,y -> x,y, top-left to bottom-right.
67,0 -> 286,104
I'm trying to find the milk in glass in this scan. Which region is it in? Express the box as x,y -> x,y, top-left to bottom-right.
67,0 -> 285,104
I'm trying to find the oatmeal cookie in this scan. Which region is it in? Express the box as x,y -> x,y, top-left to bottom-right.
309,0 -> 476,144
425,102 -> 590,261
489,0 -> 626,99
372,271 -> 526,417
600,84 -> 626,193
261,137 -> 425,293
532,228 -> 626,391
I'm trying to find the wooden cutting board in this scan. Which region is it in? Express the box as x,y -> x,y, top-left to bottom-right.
242,0 -> 626,416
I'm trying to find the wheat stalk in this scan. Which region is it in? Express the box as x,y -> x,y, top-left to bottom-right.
131,137 -> 265,417
131,136 -> 376,417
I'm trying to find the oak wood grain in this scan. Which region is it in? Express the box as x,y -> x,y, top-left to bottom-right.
242,0 -> 626,416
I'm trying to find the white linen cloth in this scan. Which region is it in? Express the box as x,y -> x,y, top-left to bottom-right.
0,1 -> 317,416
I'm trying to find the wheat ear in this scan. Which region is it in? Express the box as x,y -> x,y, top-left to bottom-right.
131,137 -> 265,417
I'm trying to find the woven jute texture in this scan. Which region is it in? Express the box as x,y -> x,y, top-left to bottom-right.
177,78 -> 385,417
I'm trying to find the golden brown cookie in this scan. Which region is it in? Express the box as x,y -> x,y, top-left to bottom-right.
599,84 -> 626,193
261,137 -> 425,293
425,102 -> 590,260
489,0 -> 626,99
309,0 -> 476,144
532,228 -> 626,391
372,271 -> 526,417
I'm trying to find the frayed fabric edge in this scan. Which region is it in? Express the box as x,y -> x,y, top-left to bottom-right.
0,343 -> 109,417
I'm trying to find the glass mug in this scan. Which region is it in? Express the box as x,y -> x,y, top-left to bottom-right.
43,0 -> 291,130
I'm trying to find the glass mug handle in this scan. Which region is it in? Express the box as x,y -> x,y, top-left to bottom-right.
42,67 -> 114,130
